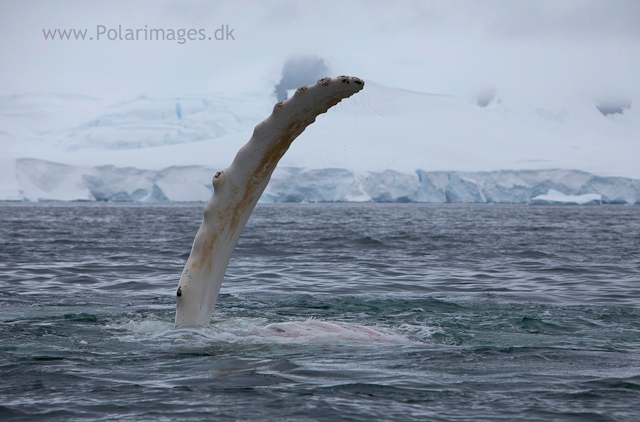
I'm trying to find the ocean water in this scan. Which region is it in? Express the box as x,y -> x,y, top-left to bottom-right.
1,202 -> 639,421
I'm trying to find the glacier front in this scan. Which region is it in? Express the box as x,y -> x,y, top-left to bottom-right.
12,159 -> 640,205
2,81 -> 639,204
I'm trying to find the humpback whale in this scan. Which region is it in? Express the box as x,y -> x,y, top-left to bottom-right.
175,76 -> 364,328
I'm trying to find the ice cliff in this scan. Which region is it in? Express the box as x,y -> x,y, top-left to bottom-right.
13,159 -> 640,204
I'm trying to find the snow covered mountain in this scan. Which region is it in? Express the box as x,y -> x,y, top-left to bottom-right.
1,81 -> 638,203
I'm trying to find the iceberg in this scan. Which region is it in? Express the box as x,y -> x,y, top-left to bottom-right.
531,189 -> 602,205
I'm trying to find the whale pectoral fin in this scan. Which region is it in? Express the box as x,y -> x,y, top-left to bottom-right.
175,76 -> 364,328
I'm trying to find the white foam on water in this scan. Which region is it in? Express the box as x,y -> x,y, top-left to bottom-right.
108,316 -> 417,346
396,323 -> 445,340
263,318 -> 414,344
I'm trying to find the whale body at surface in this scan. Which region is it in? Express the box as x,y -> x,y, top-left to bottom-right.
175,76 -> 364,328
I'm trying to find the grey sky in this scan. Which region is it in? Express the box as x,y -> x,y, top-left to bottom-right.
0,0 -> 638,105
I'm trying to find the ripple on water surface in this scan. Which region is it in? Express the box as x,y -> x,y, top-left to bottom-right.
0,203 -> 639,421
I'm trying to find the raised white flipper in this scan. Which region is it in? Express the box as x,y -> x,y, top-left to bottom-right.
175,76 -> 364,328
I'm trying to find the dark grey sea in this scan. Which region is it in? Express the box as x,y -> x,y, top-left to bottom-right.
1,203 -> 639,421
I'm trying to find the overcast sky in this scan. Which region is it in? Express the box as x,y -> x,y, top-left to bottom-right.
0,0 -> 638,106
